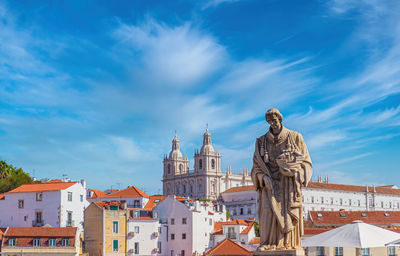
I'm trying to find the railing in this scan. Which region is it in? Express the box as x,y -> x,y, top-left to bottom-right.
226,233 -> 236,239
32,220 -> 44,227
66,220 -> 75,227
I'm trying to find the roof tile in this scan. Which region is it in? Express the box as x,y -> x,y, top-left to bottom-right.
8,182 -> 77,193
204,238 -> 252,255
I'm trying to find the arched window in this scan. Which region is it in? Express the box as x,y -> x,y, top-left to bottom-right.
199,159 -> 202,169
190,184 -> 193,193
179,164 -> 183,172
167,164 -> 171,174
183,185 -> 186,194
211,159 -> 215,169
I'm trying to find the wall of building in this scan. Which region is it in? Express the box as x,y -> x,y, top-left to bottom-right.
60,183 -> 89,233
84,203 -> 104,256
104,209 -> 127,256
127,219 -> 162,255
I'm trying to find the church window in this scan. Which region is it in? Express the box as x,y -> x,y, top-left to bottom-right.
183,185 -> 186,194
179,164 -> 183,172
199,159 -> 202,169
248,207 -> 252,214
190,185 -> 193,193
211,159 -> 215,168
240,208 -> 244,215
167,164 -> 171,174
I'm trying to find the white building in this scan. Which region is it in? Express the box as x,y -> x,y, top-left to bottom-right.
218,180 -> 400,219
0,180 -> 88,233
219,186 -> 258,220
162,129 -> 252,201
153,195 -> 227,255
211,219 -> 256,249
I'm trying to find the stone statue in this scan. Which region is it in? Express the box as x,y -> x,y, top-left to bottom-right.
251,108 -> 312,253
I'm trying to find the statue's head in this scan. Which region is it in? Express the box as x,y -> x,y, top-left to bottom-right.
265,108 -> 283,131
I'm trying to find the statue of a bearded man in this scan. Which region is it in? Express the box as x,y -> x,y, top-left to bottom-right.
251,108 -> 312,252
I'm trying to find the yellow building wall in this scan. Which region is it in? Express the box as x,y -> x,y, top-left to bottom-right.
104,209 -> 127,256
84,203 -> 104,256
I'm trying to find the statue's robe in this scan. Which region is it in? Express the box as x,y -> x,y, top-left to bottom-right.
251,126 -> 312,249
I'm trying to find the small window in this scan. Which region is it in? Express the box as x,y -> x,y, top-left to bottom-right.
211,159 -> 215,169
9,238 -> 17,247
389,246 -> 395,256
36,192 -> 43,201
240,208 -> 244,215
154,199 -> 160,203
167,164 -> 171,174
181,250 -> 185,256
158,227 -> 162,234
317,247 -> 325,256
133,210 -> 140,218
134,226 -> 139,233
49,238 -> 57,247
134,200 -> 140,208
110,205 -> 119,211
335,247 -> 343,256
113,221 -> 119,233
171,218 -> 175,225
134,242 -> 139,254
385,213 -> 390,217
24,216 -> 27,221
361,213 -> 367,217
80,195 -> 83,202
182,233 -> 186,239
18,200 -> 24,209
153,211 -> 159,219
248,207 -> 252,214
61,238 -> 70,247
113,239 -> 118,252
158,241 -> 162,253
209,218 -> 212,226
67,192 -> 72,201
362,248 -> 370,256
199,159 -> 202,169
171,233 -> 175,240
33,238 -> 41,247
182,218 -> 187,224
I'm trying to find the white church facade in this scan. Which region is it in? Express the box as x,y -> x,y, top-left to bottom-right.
162,129 -> 252,200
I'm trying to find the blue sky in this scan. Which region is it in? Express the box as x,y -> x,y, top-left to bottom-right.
1,0 -> 399,194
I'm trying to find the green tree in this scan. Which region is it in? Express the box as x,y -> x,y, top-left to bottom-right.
254,220 -> 260,237
0,160 -> 33,193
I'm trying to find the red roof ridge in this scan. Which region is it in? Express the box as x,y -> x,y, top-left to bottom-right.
221,186 -> 255,194
103,186 -> 149,198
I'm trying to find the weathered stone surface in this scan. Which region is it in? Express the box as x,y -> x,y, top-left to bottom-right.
251,108 -> 312,251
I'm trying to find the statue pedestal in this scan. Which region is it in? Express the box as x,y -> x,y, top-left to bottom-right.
253,249 -> 305,256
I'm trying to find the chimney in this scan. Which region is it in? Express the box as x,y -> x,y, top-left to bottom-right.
80,179 -> 86,188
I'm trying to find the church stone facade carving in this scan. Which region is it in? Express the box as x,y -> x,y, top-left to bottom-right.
162,129 -> 253,200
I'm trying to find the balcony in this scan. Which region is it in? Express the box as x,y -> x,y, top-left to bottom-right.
226,233 -> 236,239
32,220 -> 44,227
66,220 -> 75,227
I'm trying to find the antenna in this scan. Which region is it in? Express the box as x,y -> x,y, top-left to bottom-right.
116,182 -> 121,190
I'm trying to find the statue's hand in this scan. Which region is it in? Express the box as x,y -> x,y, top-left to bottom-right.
257,173 -> 272,190
279,168 -> 295,177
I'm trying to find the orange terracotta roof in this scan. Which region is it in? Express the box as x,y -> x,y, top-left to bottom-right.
93,201 -> 122,209
240,221 -> 255,234
47,179 -> 63,183
222,186 -> 255,194
0,193 -> 4,200
204,238 -> 252,255
249,237 -> 260,245
144,195 -> 166,210
307,182 -> 400,195
102,186 -> 149,198
309,210 -> 400,226
89,189 -> 106,198
303,228 -> 332,235
4,227 -> 77,237
8,182 -> 77,193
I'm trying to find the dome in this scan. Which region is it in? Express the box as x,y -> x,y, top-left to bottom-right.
169,135 -> 183,160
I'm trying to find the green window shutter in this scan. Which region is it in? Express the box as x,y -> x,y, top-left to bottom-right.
110,205 -> 118,210
113,239 -> 118,252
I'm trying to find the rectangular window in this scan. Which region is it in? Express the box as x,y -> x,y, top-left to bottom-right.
80,195 -> 83,202
133,210 -> 140,218
134,226 -> 139,233
331,197 -> 334,204
317,247 -> 324,256
134,200 -> 140,208
311,196 -> 314,203
18,200 -> 24,209
8,238 -> 16,247
33,238 -> 41,247
113,239 -> 118,252
349,200 -> 352,206
248,207 -> 252,214
158,241 -> 162,253
181,250 -> 185,256
182,233 -> 186,239
68,192 -> 72,201
209,219 -> 212,226
153,210 -> 159,219
171,250 -> 174,256
171,218 -> 175,225
340,199 -> 343,205
320,197 -> 324,204
240,208 -> 244,215
158,227 -> 162,234
381,202 -> 384,208
362,248 -> 370,256
389,246 -> 395,256
171,233 -> 175,240
134,242 -> 139,254
36,211 -> 43,224
67,211 -> 73,226
358,200 -> 361,206
61,238 -> 70,247
182,218 -> 187,224
113,221 -> 119,233
36,192 -> 43,201
49,238 -> 57,247
335,247 -> 343,256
